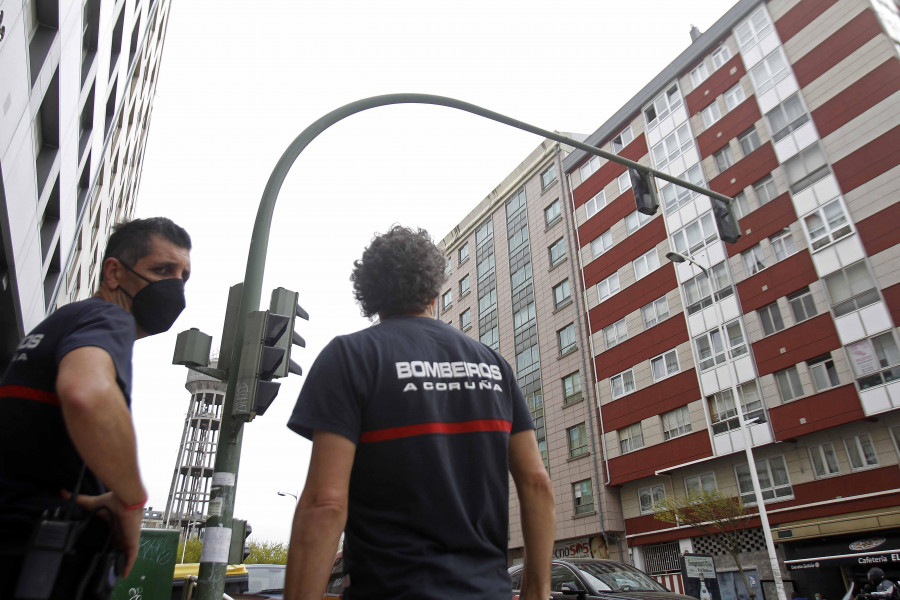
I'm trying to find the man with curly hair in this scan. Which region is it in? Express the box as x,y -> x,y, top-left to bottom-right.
285,225 -> 554,600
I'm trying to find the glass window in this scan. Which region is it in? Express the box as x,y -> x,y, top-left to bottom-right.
662,406 -> 692,440
775,365 -> 804,402
612,126 -> 634,152
475,220 -> 493,247
846,332 -> 900,390
541,164 -> 557,189
644,84 -> 683,129
460,309 -> 471,331
724,83 -> 747,111
579,155 -> 601,183
625,210 -> 653,234
545,199 -> 561,226
758,302 -> 785,336
442,289 -> 452,310
642,296 -> 670,328
785,143 -> 829,193
445,256 -> 452,276
478,289 -> 497,315
633,249 -> 660,280
568,423 -> 588,458
733,192 -> 751,219
558,323 -> 576,354
714,145 -> 735,172
510,262 -> 532,293
549,238 -> 566,267
618,422 -> 644,453
639,484 -> 666,514
685,473 -> 717,494
701,102 -> 722,128
573,479 -> 594,515
753,175 -> 778,205
459,274 -> 470,296
651,123 -> 693,170
591,230 -> 613,258
651,349 -> 680,381
735,6 -> 773,51
694,319 -> 747,371
672,212 -> 718,256
770,228 -> 797,261
597,273 -> 620,303
739,128 -> 761,156
749,49 -> 788,94
563,372 -> 582,405
604,319 -> 627,349
845,434 -> 879,471
683,261 -> 733,314
480,326 -> 498,350
824,261 -> 879,317
808,354 -> 840,391
712,45 -> 732,69
611,369 -> 636,399
508,226 -> 529,254
585,191 -> 606,219
458,242 -> 469,263
788,287 -> 817,323
506,189 -> 527,216
662,165 -> 705,214
742,244 -> 767,275
617,171 -> 632,196
804,198 -> 852,250
708,381 -> 765,435
513,302 -> 536,330
735,455 -> 792,504
809,442 -> 840,478
553,279 -> 571,309
766,94 -> 809,142
691,62 -> 710,87
476,253 -> 495,281
515,344 -> 540,376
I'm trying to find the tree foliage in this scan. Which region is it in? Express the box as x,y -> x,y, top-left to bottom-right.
176,536 -> 203,563
245,540 -> 289,565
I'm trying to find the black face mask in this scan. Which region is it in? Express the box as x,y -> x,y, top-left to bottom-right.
119,262 -> 186,335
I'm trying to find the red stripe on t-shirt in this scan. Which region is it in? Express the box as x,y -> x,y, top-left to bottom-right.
359,419 -> 513,443
0,384 -> 61,406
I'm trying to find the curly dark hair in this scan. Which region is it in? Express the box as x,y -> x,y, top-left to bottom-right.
351,225 -> 447,319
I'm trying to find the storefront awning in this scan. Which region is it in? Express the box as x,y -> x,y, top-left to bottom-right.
784,532 -> 900,571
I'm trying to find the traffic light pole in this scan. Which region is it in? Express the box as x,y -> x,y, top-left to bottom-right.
194,93 -> 736,599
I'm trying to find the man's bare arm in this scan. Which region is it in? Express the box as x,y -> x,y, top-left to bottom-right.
285,430 -> 356,600
509,430 -> 555,600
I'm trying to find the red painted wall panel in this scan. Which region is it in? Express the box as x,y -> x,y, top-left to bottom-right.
685,53 -> 747,116
572,135 -> 649,209
736,250 -> 817,313
601,369 -> 700,431
594,316 -> 690,382
793,9 -> 882,88
588,263 -> 678,332
812,59 -> 900,138
752,312 -> 840,376
857,200 -> 900,257
608,430 -> 712,486
775,0 -> 841,43
578,193 -> 639,249
727,192 -> 796,256
582,219 -> 666,287
769,384 -> 863,440
883,283 -> 900,328
832,124 -> 900,195
695,99 -> 762,158
708,143 -> 778,199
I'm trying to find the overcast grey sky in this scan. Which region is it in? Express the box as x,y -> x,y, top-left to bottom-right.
131,0 -> 738,544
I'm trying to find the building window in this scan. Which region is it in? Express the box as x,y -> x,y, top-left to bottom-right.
753,175 -> 778,205
563,372 -> 582,405
651,349 -> 680,381
662,165 -> 705,214
691,62 -> 710,88
662,406 -> 692,440
808,354 -> 840,391
545,199 -> 561,226
685,473 -> 716,494
694,320 -> 748,371
516,344 -> 540,377
618,422 -> 644,454
671,212 -> 719,256
558,323 -> 576,355
579,155 -> 601,183
604,319 -> 627,349
478,289 -> 497,316
644,83 -> 683,130
459,274 -> 470,297
642,296 -> 670,329
541,164 -> 557,189
770,229 -> 797,261
573,479 -> 595,515
736,456 -> 792,504
735,5 -> 773,51
788,287 -> 817,323
775,365 -> 804,402
711,45 -> 732,69
824,261 -> 879,317
701,102 -> 722,128
458,242 -> 469,264
742,244 -> 767,275
612,126 -> 634,152
611,369 -> 636,399
476,254 -> 495,281
724,83 -> 746,111
809,443 -> 840,478
708,381 -> 765,435
625,210 -> 653,234
804,198 -> 852,250
480,326 -> 499,350
845,434 -> 879,471
591,230 -> 613,258
749,49 -> 788,94
617,171 -> 631,196
785,143 -> 829,193
476,220 -> 493,247
549,238 -> 566,267
441,290 -> 452,310
553,279 -> 571,309
714,145 -> 735,173
733,192 -> 751,219
507,189 -> 527,217
683,261 -> 733,314
651,123 -> 693,170
567,423 -> 588,458
846,332 -> 900,390
633,249 -> 660,280
597,273 -> 620,303
758,302 -> 785,336
738,128 -> 761,156
513,302 -> 536,330
508,226 -> 529,254
510,262 -> 532,293
585,191 -> 606,219
639,484 -> 666,514
766,93 -> 809,142
460,309 -> 471,331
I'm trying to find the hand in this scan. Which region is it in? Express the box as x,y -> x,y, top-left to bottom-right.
64,490 -> 143,577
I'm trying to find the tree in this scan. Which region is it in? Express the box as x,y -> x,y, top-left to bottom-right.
176,536 -> 203,563
245,540 -> 289,565
654,489 -> 757,600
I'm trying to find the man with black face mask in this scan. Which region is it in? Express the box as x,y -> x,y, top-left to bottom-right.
0,217 -> 191,599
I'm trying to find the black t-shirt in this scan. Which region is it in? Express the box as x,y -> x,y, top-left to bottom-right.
0,298 -> 135,544
288,316 -> 533,600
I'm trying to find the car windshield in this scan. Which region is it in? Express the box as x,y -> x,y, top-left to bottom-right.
247,565 -> 286,593
573,562 -> 667,592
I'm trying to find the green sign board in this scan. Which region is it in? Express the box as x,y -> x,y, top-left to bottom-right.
111,529 -> 179,600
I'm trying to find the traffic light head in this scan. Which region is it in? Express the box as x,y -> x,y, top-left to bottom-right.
269,287 -> 309,378
234,311 -> 288,419
712,196 -> 741,243
629,167 -> 659,216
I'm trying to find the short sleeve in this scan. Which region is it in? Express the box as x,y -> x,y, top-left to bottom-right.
287,337 -> 365,444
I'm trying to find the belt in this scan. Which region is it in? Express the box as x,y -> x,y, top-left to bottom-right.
0,385 -> 60,406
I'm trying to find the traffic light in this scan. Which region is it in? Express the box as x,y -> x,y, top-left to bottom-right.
712,196 -> 741,243
268,287 -> 308,378
233,310 -> 290,418
229,520 -> 252,564
629,167 -> 659,215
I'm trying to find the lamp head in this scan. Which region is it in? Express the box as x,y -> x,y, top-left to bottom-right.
666,252 -> 686,263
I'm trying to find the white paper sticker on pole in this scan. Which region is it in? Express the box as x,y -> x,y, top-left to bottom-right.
200,527 -> 231,563
212,472 -> 235,487
208,498 -> 222,517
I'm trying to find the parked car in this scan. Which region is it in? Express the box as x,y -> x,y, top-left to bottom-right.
236,564 -> 286,599
509,558 -> 696,600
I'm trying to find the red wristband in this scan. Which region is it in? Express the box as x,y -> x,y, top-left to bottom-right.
119,495 -> 147,511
